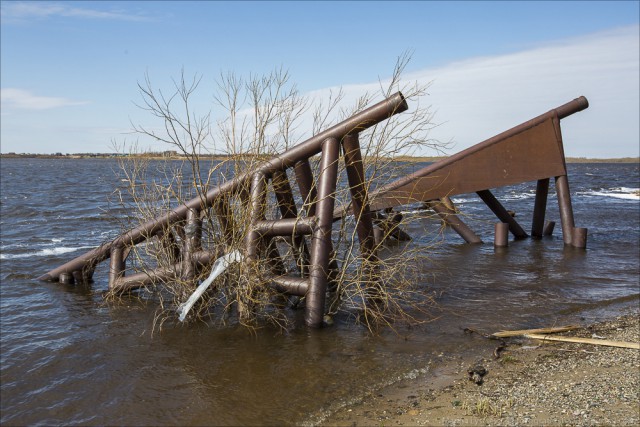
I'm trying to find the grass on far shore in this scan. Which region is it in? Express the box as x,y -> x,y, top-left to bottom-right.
1,152 -> 639,164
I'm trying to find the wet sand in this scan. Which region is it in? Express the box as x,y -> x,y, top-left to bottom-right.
320,308 -> 639,426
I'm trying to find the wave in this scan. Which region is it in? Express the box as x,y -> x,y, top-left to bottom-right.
578,187 -> 640,200
0,246 -> 95,260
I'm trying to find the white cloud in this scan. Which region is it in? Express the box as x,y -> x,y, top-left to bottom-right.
316,25 -> 640,158
0,1 -> 151,23
1,88 -> 88,110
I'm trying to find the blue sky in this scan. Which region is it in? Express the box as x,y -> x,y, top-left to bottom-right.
1,1 -> 638,157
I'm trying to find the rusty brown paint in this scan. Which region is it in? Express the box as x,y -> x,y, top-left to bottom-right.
366,97 -> 588,212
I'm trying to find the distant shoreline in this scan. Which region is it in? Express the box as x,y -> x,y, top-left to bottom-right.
1,153 -> 638,164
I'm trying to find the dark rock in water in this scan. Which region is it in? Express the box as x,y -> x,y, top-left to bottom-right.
468,364 -> 488,385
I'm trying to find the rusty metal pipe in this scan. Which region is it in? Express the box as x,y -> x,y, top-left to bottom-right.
306,137 -> 340,328
543,220 -> 556,236
272,170 -> 311,274
269,275 -> 309,297
108,246 -> 126,290
246,173 -> 267,261
571,227 -> 588,249
342,133 -> 377,262
555,175 -> 576,245
553,96 -> 589,120
494,222 -> 509,247
294,160 -> 318,217
253,217 -> 315,237
476,190 -> 528,239
428,201 -> 483,244
531,178 -> 550,238
182,208 -> 202,281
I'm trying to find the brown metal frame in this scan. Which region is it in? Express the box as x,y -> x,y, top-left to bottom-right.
40,92 -> 409,328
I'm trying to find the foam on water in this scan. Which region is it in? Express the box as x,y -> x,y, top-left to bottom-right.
0,246 -> 95,260
579,187 -> 640,200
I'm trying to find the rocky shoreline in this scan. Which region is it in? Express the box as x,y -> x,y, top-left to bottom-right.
320,308 -> 639,426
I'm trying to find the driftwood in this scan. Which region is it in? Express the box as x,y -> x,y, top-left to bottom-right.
523,334 -> 640,349
491,325 -> 581,338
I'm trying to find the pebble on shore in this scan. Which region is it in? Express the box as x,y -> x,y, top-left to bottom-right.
320,309 -> 640,426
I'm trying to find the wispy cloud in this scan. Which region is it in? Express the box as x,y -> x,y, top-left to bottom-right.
0,1 -> 152,23
1,88 -> 89,110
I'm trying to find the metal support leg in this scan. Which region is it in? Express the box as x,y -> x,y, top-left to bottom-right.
295,159 -> 338,285
306,137 -> 340,328
428,200 -> 483,244
183,208 -> 202,281
555,175 -> 576,245
476,190 -> 528,239
272,170 -> 310,275
108,246 -> 126,290
531,178 -> 550,238
246,173 -> 267,261
342,134 -> 377,262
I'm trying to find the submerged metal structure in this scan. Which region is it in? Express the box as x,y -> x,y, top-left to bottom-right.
39,92 -> 409,327
365,96 -> 590,248
40,94 -> 589,327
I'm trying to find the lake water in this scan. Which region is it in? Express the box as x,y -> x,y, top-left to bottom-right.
1,158 -> 638,426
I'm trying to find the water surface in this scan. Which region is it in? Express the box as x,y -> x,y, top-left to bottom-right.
1,158 -> 638,426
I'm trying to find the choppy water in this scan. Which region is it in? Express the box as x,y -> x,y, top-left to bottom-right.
1,158 -> 638,426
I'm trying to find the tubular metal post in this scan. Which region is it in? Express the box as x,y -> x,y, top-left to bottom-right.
269,275 -> 309,296
571,227 -> 588,249
253,217 -> 315,237
476,190 -> 528,239
272,170 -> 311,275
306,137 -> 340,328
294,160 -> 318,217
494,223 -> 509,247
246,173 -> 267,261
531,178 -> 550,238
272,170 -> 298,218
184,209 -> 202,253
182,208 -> 202,281
543,220 -> 556,236
108,246 -> 125,290
295,159 -> 339,283
428,200 -> 483,244
342,134 -> 377,262
555,175 -> 576,245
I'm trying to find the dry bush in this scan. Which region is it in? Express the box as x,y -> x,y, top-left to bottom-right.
108,54 -> 448,332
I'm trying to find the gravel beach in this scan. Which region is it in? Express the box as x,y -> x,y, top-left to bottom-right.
320,308 -> 639,426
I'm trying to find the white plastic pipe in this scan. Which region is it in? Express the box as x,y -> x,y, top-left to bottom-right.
177,250 -> 243,322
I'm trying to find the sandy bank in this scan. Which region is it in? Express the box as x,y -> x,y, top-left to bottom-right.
320,308 -> 639,426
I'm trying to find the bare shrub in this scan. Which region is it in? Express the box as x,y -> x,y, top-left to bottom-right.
109,54 -> 447,332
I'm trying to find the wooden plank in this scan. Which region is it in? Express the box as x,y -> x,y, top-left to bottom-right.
491,325 -> 581,338
523,334 -> 640,349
